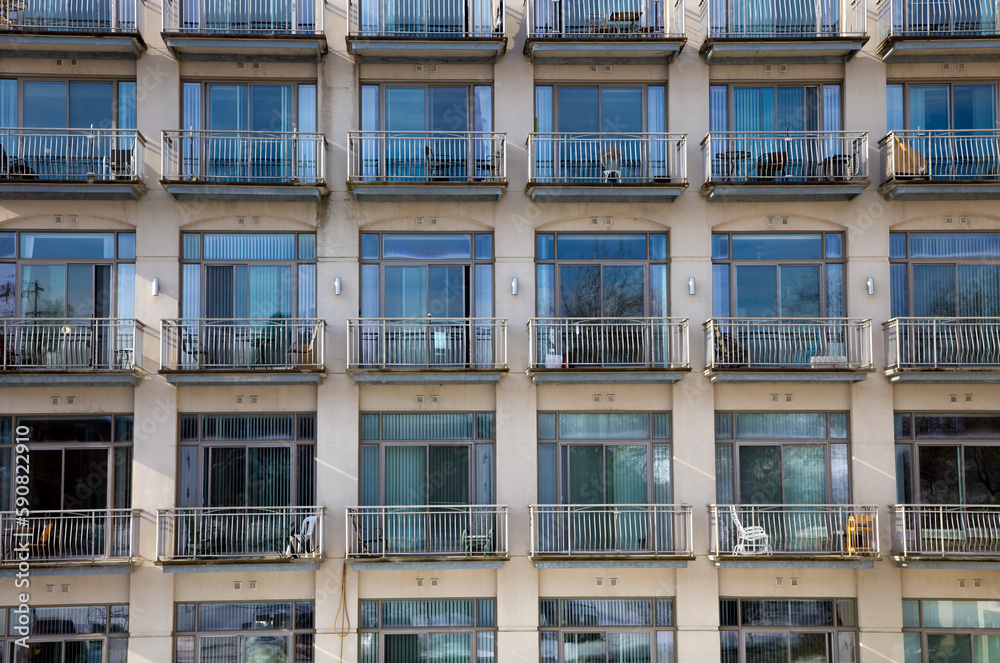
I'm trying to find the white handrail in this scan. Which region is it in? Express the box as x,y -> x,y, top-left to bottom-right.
160,318 -> 325,371
527,133 -> 687,184
709,504 -> 880,556
347,131 -> 506,183
702,131 -> 869,184
156,506 -> 324,560
529,504 -> 693,557
160,130 -> 325,184
705,318 -> 873,370
346,505 -> 508,558
527,317 -> 690,369
347,318 -> 507,370
884,317 -> 1000,370
0,318 -> 142,371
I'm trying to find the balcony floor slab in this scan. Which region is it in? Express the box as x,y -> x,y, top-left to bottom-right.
159,560 -> 321,573
347,37 -> 506,62
0,372 -> 142,387
163,372 -> 324,385
348,181 -> 506,202
711,556 -> 877,568
896,558 -> 1000,569
0,562 -> 136,577
0,181 -> 145,200
529,370 -> 688,384
880,180 -> 1000,201
163,182 -> 327,202
887,370 -> 1000,383
0,33 -> 145,59
707,370 -> 868,383
524,38 -> 685,63
700,37 -> 868,63
877,36 -> 1000,61
526,183 -> 686,202
161,35 -> 328,61
702,181 -> 867,202
533,559 -> 691,568
350,370 -> 505,385
351,560 -> 505,570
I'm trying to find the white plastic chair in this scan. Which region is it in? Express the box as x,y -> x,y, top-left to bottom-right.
729,505 -> 771,555
285,515 -> 318,557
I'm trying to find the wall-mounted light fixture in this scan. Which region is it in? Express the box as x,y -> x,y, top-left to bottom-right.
866,277 -> 874,296
334,277 -> 342,296
688,277 -> 696,295
511,277 -> 519,296
152,278 -> 160,297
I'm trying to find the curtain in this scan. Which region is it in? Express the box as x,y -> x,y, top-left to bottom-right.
958,264 -> 1000,316
609,633 -> 651,663
203,234 -> 297,260
559,413 -> 650,439
429,633 -> 471,663
912,264 -> 956,316
380,413 -> 476,440
360,445 -> 380,506
385,447 -> 425,505
745,633 -> 788,663
248,265 -> 292,319
382,599 -> 475,627
608,446 -> 648,550
782,446 -> 826,504
735,413 -> 828,439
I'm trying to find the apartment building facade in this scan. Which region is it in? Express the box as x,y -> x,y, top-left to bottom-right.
1,0 -> 1000,660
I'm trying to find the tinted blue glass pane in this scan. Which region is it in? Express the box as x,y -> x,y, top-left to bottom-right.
652,413 -> 670,439
118,82 -> 136,131
23,81 -> 67,128
476,413 -> 495,439
656,599 -> 675,626
716,413 -> 733,438
380,413 -> 474,439
909,233 -> 1000,259
954,85 -> 996,130
650,234 -> 668,260
557,234 -> 646,260
118,233 -> 136,260
69,81 -> 113,128
298,235 -> 316,260
902,600 -> 919,628
712,235 -> 729,259
713,264 -> 730,318
20,233 -> 115,259
382,234 -> 472,260
735,413 -> 827,439
0,233 -> 14,258
537,234 -> 554,260
825,234 -> 843,259
887,85 -> 904,133
183,234 -> 201,259
203,234 -> 296,260
538,413 -> 556,439
890,263 -> 908,318
538,444 -> 557,503
889,233 -> 906,259
477,600 -> 495,626
731,234 -> 823,260
359,601 -> 378,629
361,234 -> 379,260
558,413 -> 649,438
475,235 -> 493,260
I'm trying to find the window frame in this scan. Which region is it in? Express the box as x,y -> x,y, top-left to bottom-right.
359,83 -> 494,132
885,82 -> 999,132
539,597 -> 676,663
902,599 -> 1000,663
357,598 -> 497,663
719,598 -> 858,663
709,83 -> 844,133
180,80 -> 317,133
534,84 -> 667,133
173,600 -> 314,663
2,604 -> 130,663
0,78 -> 135,129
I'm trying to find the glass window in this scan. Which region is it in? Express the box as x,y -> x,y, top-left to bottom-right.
2,604 -> 129,661
902,599 -> 1000,663
359,599 -> 496,663
174,601 -> 315,663
540,598 -> 675,663
720,599 -> 857,663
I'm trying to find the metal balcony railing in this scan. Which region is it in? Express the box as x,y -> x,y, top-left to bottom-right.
527,133 -> 687,185
880,130 -> 1000,182
160,318 -> 325,371
702,132 -> 869,184
529,504 -> 693,557
346,505 -> 508,558
893,505 -> 1000,557
157,506 -> 324,561
878,0 -> 999,38
1,318 -> 142,371
527,0 -> 684,37
710,504 -> 880,556
347,318 -> 507,370
528,317 -> 690,370
700,0 -> 865,37
162,0 -> 324,33
0,129 -> 143,181
347,132 -> 506,184
884,317 -> 1000,371
349,0 -> 504,36
705,318 -> 873,371
0,509 -> 139,563
161,130 -> 325,185
0,0 -> 139,32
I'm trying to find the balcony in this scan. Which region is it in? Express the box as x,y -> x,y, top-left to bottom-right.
161,0 -> 327,60
346,317 -> 507,385
701,132 -> 869,201
709,504 -> 880,565
878,130 -> 1000,200
0,318 -> 143,387
527,317 -> 689,384
524,0 -> 685,62
0,509 -> 139,570
893,505 -> 1000,564
528,505 -> 693,564
156,506 -> 324,566
876,0 -> 1000,60
0,129 -> 146,200
525,133 -> 688,202
347,0 -> 505,61
161,130 -> 326,202
160,318 -> 325,385
704,318 -> 873,383
884,317 -> 1000,382
346,506 -> 508,563
700,0 -> 867,61
347,132 -> 506,201
0,0 -> 144,58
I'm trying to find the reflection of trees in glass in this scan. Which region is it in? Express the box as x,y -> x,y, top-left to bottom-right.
779,266 -> 821,318
21,279 -> 65,318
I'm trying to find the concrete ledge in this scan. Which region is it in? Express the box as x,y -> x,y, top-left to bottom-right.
163,372 -> 324,385
878,36 -> 1000,61
162,35 -> 328,61
707,370 -> 868,383
350,370 -> 505,385
711,557 -> 877,569
533,559 -> 691,568
526,183 -> 686,203
159,560 -> 321,573
347,37 -> 506,62
0,33 -> 145,58
0,372 -> 142,387
351,560 -> 505,570
702,181 -> 867,202
524,38 -> 685,63
700,37 -> 867,63
880,180 -> 1000,201
0,562 -> 135,577
348,182 -> 505,202
529,370 -> 688,384
0,181 -> 145,200
163,182 -> 326,202
896,558 -> 1000,569
887,370 -> 1000,383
